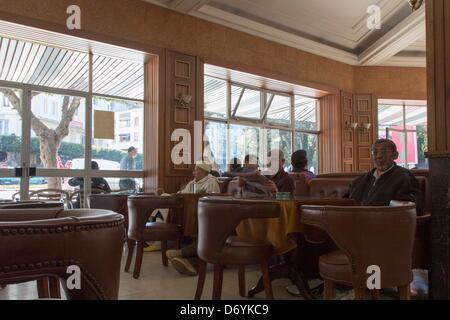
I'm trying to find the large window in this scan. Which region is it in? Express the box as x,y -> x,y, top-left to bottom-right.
204,74 -> 320,174
378,100 -> 428,169
0,34 -> 145,201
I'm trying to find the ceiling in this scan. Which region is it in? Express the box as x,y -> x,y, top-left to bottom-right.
143,0 -> 426,67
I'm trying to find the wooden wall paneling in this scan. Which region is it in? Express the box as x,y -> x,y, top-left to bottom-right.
319,94 -> 342,173
354,94 -> 374,172
144,54 -> 162,192
341,92 -> 355,172
164,50 -> 197,192
425,0 -> 450,299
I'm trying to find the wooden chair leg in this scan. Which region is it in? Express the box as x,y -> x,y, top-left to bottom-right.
354,288 -> 366,300
238,265 -> 246,297
212,264 -> 224,300
125,239 -> 135,272
161,240 -> 168,266
323,279 -> 334,300
261,261 -> 274,300
398,285 -> 410,300
49,277 -> 61,299
133,241 -> 145,279
37,277 -> 50,298
195,260 -> 207,300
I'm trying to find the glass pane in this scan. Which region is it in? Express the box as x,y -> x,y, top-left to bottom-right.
0,87 -> 22,168
0,36 -> 89,91
266,94 -> 291,126
92,96 -> 144,171
295,96 -> 318,130
267,129 -> 292,168
387,129 -> 407,167
103,177 -> 144,193
30,92 -> 86,180
378,104 -> 404,129
405,106 -> 427,127
27,176 -> 76,208
231,86 -> 261,119
93,55 -> 144,100
204,76 -> 227,119
204,121 -> 227,173
229,124 -> 262,166
0,177 -> 21,201
414,126 -> 428,169
294,132 -> 318,174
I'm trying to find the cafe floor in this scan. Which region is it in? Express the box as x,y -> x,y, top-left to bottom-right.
0,247 -> 428,300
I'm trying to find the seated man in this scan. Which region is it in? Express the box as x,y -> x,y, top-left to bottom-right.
266,149 -> 295,194
180,160 -> 221,194
290,149 -> 316,184
348,138 -> 423,214
166,161 -> 220,275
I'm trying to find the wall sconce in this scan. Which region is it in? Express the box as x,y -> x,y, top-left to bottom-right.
176,94 -> 192,107
345,121 -> 359,131
359,123 -> 372,133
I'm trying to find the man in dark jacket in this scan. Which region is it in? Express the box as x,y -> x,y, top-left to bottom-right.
348,139 -> 423,214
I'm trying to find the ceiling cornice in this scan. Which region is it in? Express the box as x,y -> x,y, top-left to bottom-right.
358,5 -> 425,65
142,0 -> 426,68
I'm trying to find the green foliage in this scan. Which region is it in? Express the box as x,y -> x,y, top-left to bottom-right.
0,134 -> 21,152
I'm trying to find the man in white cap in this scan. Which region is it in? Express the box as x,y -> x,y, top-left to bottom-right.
165,160 -> 220,276
180,160 -> 220,194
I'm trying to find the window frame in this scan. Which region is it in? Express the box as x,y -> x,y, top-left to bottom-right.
378,101 -> 427,169
204,75 -> 321,172
0,48 -> 146,204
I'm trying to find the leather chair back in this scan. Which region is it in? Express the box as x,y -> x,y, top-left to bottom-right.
197,196 -> 280,263
88,194 -> 129,229
309,178 -> 354,198
0,208 -> 124,299
127,195 -> 182,241
300,202 -> 416,288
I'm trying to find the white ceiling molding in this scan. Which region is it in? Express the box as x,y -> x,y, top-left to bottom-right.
194,4 -> 360,65
358,6 -> 425,66
143,0 -> 426,67
168,0 -> 211,14
378,55 -> 426,67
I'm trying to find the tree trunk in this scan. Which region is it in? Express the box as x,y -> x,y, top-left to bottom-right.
39,130 -> 61,189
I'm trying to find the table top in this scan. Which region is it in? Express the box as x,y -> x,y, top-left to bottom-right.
236,197 -> 355,255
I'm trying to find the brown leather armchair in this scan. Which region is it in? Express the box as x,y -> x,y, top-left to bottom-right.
0,208 -> 125,299
87,194 -> 133,271
195,197 -> 280,300
309,178 -> 354,198
300,202 -> 416,300
127,195 -> 183,279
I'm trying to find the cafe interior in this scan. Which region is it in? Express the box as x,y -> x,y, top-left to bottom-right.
0,0 -> 449,300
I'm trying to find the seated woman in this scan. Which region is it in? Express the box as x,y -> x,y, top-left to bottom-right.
68,161 -> 111,208
290,149 -> 316,183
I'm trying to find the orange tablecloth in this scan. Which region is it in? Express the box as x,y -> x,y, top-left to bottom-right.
236,197 -> 354,255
